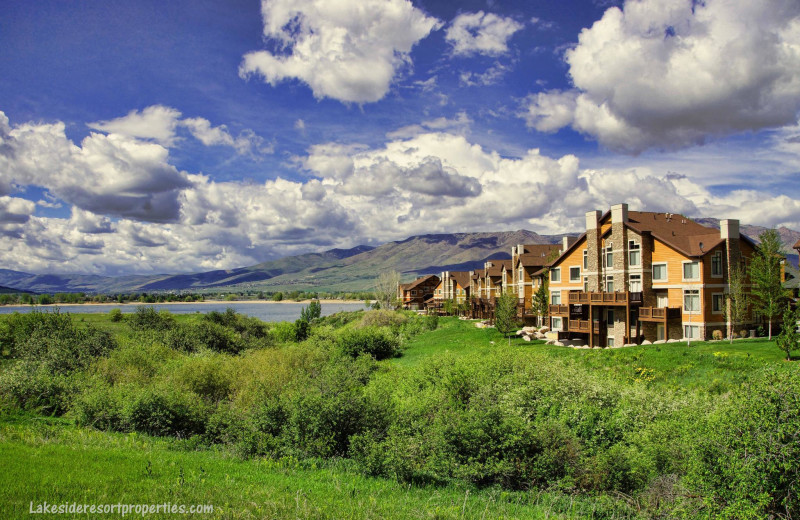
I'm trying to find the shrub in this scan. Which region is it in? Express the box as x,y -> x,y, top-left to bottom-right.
121,384 -> 208,437
128,306 -> 175,332
358,310 -> 408,330
270,321 -> 297,344
203,308 -> 269,340
712,329 -> 723,341
335,327 -> 402,360
686,368 -> 800,518
740,329 -> 749,339
0,361 -> 77,415
424,313 -> 439,331
109,308 -> 123,322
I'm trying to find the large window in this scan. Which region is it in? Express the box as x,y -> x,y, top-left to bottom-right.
551,291 -> 561,305
605,276 -> 614,293
683,289 -> 700,312
712,293 -> 724,313
550,268 -> 561,282
711,251 -> 723,277
628,240 -> 641,266
551,317 -> 562,331
569,266 -> 581,282
683,261 -> 700,280
684,325 -> 699,339
652,263 -> 667,281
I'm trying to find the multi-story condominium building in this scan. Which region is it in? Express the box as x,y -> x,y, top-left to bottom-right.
548,203 -> 756,347
398,274 -> 440,310
482,259 -> 512,299
434,271 -> 471,302
510,242 -> 569,319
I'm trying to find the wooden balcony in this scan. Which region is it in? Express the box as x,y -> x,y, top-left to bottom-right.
549,304 -> 569,316
638,307 -> 681,322
566,319 -> 601,334
567,291 -> 642,306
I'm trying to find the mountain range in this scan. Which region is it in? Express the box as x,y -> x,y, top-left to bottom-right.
0,222 -> 797,294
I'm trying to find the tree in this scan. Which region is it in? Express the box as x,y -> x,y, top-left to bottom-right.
750,229 -> 787,340
494,291 -> 519,346
301,299 -> 322,322
374,270 -> 401,311
725,261 -> 749,344
531,271 -> 550,328
776,304 -> 799,361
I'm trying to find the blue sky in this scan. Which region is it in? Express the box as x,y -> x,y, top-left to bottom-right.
1,0 -> 799,275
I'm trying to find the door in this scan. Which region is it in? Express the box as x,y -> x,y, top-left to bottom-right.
656,291 -> 669,308
657,323 -> 665,341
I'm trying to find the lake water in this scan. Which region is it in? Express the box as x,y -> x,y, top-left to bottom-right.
0,301 -> 369,322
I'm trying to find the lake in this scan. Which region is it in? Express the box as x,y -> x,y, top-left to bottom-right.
0,301 -> 369,322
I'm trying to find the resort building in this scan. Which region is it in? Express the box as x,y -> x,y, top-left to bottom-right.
547,203 -> 757,347
398,274 -> 440,310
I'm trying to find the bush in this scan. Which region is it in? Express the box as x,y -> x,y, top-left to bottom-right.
203,308 -> 269,340
686,368 -> 800,518
109,308 -> 123,322
0,361 -> 77,415
424,313 -> 439,331
128,306 -> 175,332
358,310 -> 408,330
270,321 -> 298,343
121,384 -> 208,437
712,329 -> 723,340
335,327 -> 402,360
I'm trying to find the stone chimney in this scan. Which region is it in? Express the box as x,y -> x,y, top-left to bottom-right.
720,219 -> 739,240
611,203 -> 629,224
585,210 -> 601,291
721,219 -> 741,276
610,203 -> 629,285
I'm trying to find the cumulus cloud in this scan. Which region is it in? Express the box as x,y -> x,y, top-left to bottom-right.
446,11 -> 524,56
89,106 -> 269,155
524,0 -> 800,153
239,0 -> 441,103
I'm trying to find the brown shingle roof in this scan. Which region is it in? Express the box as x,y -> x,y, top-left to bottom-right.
404,274 -> 439,290
794,239 -> 800,250
516,245 -> 561,268
486,259 -> 512,277
625,212 -> 728,257
449,271 -> 471,289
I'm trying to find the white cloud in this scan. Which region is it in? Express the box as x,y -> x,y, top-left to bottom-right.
446,11 -> 524,56
88,106 -> 182,146
88,106 -> 270,155
524,0 -> 800,153
239,0 -> 441,104
459,63 -> 511,86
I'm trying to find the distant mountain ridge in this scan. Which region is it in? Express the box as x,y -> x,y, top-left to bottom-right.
1,220 -> 797,294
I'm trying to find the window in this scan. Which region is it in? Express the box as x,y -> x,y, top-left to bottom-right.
605,276 -> 614,293
607,337 -> 615,347
711,251 -> 723,277
551,291 -> 561,305
583,276 -> 589,293
652,263 -> 667,281
411,290 -> 417,296
628,240 -> 640,266
569,266 -> 581,282
607,309 -> 614,325
583,249 -> 588,270
519,266 -> 524,282
551,317 -> 562,331
629,274 -> 642,292
550,268 -> 561,282
684,325 -> 699,339
683,261 -> 700,280
712,293 -> 724,313
683,289 -> 700,312
604,244 -> 613,268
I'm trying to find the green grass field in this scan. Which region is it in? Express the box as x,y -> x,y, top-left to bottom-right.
0,312 -> 796,519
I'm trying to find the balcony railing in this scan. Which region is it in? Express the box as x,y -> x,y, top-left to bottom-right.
566,319 -> 602,334
567,291 -> 642,305
549,304 -> 569,316
639,307 -> 682,321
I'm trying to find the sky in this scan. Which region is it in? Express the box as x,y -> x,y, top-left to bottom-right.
1,0 -> 800,276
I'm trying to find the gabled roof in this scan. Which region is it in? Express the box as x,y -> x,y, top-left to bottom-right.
449,271 -> 471,289
516,245 -> 562,269
794,239 -> 800,251
403,274 -> 439,291
486,259 -> 512,277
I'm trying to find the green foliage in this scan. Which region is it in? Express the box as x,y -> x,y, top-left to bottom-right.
776,304 -> 799,361
128,306 -> 176,332
271,292 -> 284,302
335,327 -> 402,360
357,309 -> 408,330
270,321 -> 297,343
294,318 -> 310,342
750,229 -> 788,339
300,300 -> 322,322
494,291 -> 519,342
686,368 -> 800,518
108,308 -> 123,322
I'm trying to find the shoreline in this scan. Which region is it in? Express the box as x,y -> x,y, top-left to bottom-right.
0,299 -> 371,309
